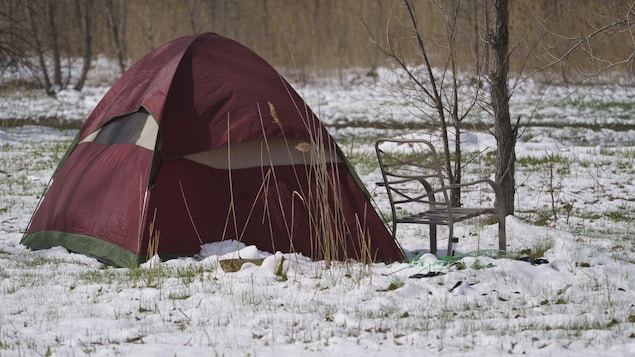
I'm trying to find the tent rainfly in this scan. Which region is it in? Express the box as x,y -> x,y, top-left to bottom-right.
21,33 -> 404,267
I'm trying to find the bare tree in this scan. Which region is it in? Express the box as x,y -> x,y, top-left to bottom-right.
20,0 -> 79,95
0,1 -> 30,72
486,1 -> 635,216
369,0 -> 485,205
359,0 -> 384,77
45,0 -> 62,90
105,0 -> 126,74
74,0 -> 93,91
533,2 -> 635,82
373,0 -> 635,217
25,0 -> 55,95
488,0 -> 516,216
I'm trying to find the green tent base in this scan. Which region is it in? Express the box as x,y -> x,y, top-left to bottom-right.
22,231 -> 141,268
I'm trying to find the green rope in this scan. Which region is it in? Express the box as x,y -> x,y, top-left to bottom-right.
408,249 -> 514,274
436,249 -> 513,264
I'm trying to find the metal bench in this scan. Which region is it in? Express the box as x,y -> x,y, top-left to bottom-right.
375,138 -> 506,255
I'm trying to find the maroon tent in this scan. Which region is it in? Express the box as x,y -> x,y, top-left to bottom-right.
22,33 -> 404,267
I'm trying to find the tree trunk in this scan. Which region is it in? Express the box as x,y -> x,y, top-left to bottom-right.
106,0 -> 126,74
489,0 -> 515,216
46,0 -> 62,90
26,0 -> 53,95
452,125 -> 461,206
188,0 -> 198,34
74,0 -> 93,91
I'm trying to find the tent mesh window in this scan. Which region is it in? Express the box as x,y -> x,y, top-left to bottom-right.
82,111 -> 158,150
94,112 -> 147,145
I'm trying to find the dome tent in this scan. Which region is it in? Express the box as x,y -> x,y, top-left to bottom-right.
22,33 -> 404,267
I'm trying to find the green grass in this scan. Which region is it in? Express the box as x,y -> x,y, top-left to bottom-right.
562,98 -> 635,113
517,238 -> 554,260
378,277 -> 405,292
348,150 -> 381,176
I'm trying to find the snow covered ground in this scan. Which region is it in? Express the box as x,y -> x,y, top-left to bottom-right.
1,65 -> 634,356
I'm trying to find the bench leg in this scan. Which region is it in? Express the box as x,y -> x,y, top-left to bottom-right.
429,224 -> 437,254
498,215 -> 506,251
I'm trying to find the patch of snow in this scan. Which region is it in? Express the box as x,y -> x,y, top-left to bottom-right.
0,60 -> 634,356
